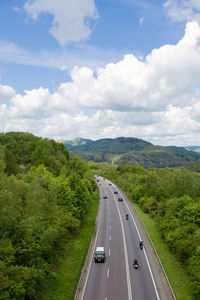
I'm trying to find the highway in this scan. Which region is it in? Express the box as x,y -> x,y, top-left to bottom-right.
80,177 -> 173,300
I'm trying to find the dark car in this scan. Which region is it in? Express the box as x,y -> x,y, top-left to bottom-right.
109,183 -> 112,186
118,196 -> 123,201
103,194 -> 108,199
114,190 -> 118,194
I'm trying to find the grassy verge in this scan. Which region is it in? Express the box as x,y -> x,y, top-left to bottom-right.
134,203 -> 194,300
41,190 -> 99,300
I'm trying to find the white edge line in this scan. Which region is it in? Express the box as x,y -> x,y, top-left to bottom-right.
123,197 -> 160,300
80,192 -> 103,300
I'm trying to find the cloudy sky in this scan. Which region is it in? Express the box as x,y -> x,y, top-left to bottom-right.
1,0 -> 200,145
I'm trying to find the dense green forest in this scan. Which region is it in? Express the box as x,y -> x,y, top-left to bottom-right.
0,132 -> 97,299
63,137 -> 200,168
98,164 -> 200,299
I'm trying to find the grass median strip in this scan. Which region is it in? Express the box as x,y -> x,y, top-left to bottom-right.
41,190 -> 99,300
134,203 -> 194,300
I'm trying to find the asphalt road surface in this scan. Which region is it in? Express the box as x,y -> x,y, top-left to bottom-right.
80,177 -> 173,300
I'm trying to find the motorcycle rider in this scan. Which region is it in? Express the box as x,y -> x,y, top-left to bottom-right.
139,240 -> 143,248
133,258 -> 138,266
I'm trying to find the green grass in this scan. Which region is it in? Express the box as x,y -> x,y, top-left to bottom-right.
134,203 -> 194,300
40,190 -> 99,300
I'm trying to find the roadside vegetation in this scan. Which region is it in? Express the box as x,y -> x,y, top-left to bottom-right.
0,132 -> 98,299
40,189 -> 99,300
96,164 -> 200,299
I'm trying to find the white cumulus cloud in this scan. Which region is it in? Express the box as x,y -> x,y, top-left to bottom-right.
0,84 -> 16,99
24,0 -> 98,46
2,21 -> 200,145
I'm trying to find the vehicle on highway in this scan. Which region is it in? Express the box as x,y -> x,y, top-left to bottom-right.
114,190 -> 118,194
118,196 -> 123,201
103,194 -> 108,199
126,214 -> 129,220
139,241 -> 143,250
94,247 -> 105,263
109,183 -> 112,186
133,259 -> 138,269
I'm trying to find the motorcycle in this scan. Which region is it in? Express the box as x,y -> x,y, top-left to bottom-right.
133,260 -> 138,269
139,241 -> 143,250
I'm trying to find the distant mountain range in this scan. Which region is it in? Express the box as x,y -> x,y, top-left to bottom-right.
61,137 -> 200,168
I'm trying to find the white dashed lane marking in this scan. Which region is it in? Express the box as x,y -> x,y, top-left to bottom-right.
107,268 -> 110,278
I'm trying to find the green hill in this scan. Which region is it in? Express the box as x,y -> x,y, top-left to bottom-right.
61,137 -> 93,150
63,137 -> 200,168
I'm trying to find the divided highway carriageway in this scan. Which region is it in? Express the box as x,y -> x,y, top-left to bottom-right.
78,176 -> 175,300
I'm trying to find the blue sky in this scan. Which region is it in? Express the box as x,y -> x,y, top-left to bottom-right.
0,0 -> 185,93
1,0 -> 200,145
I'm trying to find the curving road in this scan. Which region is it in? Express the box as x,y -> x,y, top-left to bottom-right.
79,177 -> 173,300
